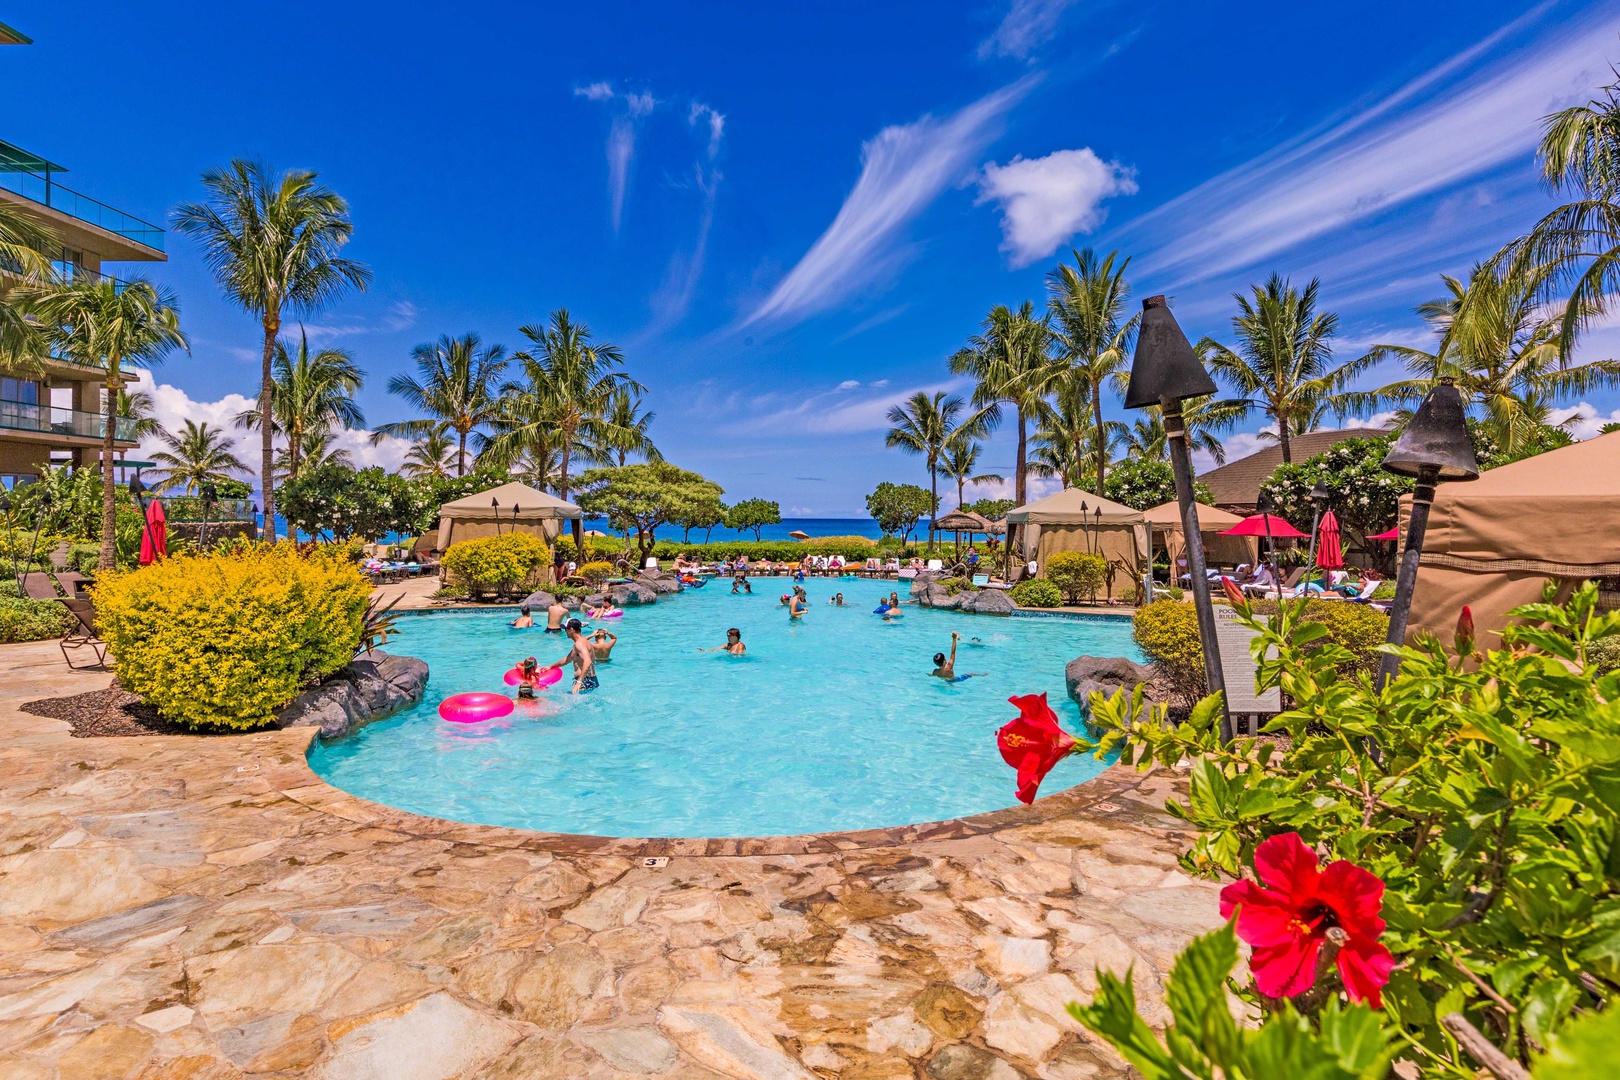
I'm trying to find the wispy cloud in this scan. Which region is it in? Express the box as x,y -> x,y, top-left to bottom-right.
647,99 -> 728,328
300,300 -> 418,344
1119,4 -> 1620,286
743,78 -> 1036,328
978,0 -> 1077,61
705,377 -> 968,438
576,82 -> 662,231
977,148 -> 1137,267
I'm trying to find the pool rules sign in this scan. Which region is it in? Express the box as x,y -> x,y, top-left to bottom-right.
1214,606 -> 1281,715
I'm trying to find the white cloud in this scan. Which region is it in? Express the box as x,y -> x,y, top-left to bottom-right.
743,78 -> 1035,327
1550,402 -> 1620,440
716,378 -> 969,438
689,102 -> 725,159
979,0 -> 1077,61
1120,5 -> 1620,284
300,300 -> 418,344
624,91 -> 655,118
574,82 -> 615,102
976,148 -> 1137,267
837,379 -> 862,390
606,118 -> 636,231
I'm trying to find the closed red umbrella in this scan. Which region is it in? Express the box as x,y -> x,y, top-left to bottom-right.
1317,510 -> 1344,570
139,498 -> 166,566
1220,513 -> 1308,539
1367,526 -> 1400,541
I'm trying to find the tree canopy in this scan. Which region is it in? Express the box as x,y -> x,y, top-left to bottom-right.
725,497 -> 781,541
574,463 -> 725,564
866,482 -> 935,544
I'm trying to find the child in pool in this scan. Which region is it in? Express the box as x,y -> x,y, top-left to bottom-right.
931,633 -> 986,682
587,597 -> 620,619
514,656 -> 540,698
703,627 -> 746,655
510,605 -> 535,629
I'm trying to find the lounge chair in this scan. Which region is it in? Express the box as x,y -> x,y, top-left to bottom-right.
926,558 -> 945,572
57,596 -> 109,669
1342,579 -> 1382,603
53,571 -> 91,597
19,572 -> 58,600
1242,567 -> 1304,598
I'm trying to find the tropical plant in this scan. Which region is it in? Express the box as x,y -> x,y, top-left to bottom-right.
278,463 -> 419,541
938,439 -> 1003,510
585,386 -> 662,467
273,429 -> 354,483
724,497 -> 781,541
885,390 -> 987,547
148,420 -> 250,495
1044,550 -> 1106,604
962,497 -> 1016,521
865,481 -> 934,544
1103,457 -> 1213,510
173,160 -> 371,538
440,532 -> 550,599
0,199 -> 55,371
674,494 -> 727,543
1351,261 -> 1620,454
13,277 -> 187,567
1046,248 -> 1138,491
950,300 -> 1059,536
235,331 -> 364,480
1009,577 -> 1061,608
109,388 -> 162,445
400,422 -> 457,479
573,462 -> 725,565
374,333 -> 507,477
1197,274 -> 1367,464
489,309 -> 638,499
1117,396 -> 1241,465
1028,375 -> 1113,489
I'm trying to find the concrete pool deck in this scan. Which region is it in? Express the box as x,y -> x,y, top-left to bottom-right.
0,638 -> 1220,1079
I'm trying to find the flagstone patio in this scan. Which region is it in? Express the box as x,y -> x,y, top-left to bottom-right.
0,638 -> 1221,1080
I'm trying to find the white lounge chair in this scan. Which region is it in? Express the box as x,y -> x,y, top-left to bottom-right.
926,559 -> 944,572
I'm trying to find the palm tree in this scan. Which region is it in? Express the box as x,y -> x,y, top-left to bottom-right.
1196,274 -> 1367,464
949,301 -> 1058,513
510,443 -> 561,490
14,278 -> 186,567
1498,73 -> 1620,354
110,388 -> 163,444
492,309 -> 639,500
236,331 -> 364,480
275,429 -> 353,481
374,333 -> 508,477
400,423 -> 457,479
884,390 -> 988,546
586,387 -> 662,467
150,420 -> 250,494
0,201 -> 55,371
1352,261 -> 1620,452
1046,248 -> 1138,491
173,161 -> 371,537
939,438 -> 1004,508
1116,397 -> 1237,465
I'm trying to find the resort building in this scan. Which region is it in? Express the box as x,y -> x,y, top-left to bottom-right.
0,137 -> 167,490
1199,427 -> 1391,515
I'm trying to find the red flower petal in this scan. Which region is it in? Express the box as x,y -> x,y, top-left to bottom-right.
1250,936 -> 1322,999
1252,832 -> 1320,896
1336,937 -> 1396,1007
996,694 -> 1075,804
1319,860 -> 1387,936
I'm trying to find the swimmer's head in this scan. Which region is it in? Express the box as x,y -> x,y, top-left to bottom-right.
520,605 -> 531,615
565,618 -> 583,634
727,628 -> 741,640
933,652 -> 947,667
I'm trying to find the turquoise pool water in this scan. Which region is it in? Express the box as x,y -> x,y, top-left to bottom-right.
307,582 -> 1140,837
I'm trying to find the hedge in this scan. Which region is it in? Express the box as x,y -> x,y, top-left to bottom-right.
1045,551 -> 1106,604
1010,578 -> 1062,608
0,581 -> 72,643
441,533 -> 550,598
1133,597 -> 1389,707
93,544 -> 370,731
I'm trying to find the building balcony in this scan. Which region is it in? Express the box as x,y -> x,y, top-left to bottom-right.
0,398 -> 137,443
0,140 -> 165,256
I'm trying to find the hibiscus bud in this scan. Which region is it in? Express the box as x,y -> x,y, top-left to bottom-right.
1454,605 -> 1474,657
1221,576 -> 1246,608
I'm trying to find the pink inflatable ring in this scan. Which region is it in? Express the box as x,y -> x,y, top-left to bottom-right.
504,666 -> 563,688
438,692 -> 515,723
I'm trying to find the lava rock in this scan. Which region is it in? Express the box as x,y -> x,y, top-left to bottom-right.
610,582 -> 659,606
640,574 -> 683,595
1065,655 -> 1156,716
964,589 -> 1015,616
277,651 -> 429,739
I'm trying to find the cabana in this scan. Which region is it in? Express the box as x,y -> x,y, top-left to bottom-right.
1141,500 -> 1257,573
1404,432 -> 1620,648
1005,488 -> 1148,579
434,481 -> 584,551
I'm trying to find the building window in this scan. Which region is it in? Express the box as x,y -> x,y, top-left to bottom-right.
1,473 -> 38,490
1,377 -> 41,405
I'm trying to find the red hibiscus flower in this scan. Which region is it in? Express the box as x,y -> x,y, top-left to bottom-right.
997,693 -> 1076,804
1219,832 -> 1395,1007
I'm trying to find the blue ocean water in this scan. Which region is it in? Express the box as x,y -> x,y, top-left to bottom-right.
271,516 -> 887,545
307,584 -> 1140,838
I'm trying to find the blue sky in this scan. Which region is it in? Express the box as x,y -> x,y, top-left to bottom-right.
8,0 -> 1620,514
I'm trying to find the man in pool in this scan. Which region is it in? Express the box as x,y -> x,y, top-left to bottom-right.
703,627 -> 746,655
589,627 -> 617,662
931,632 -> 986,681
541,619 -> 599,693
545,601 -> 570,633
510,605 -> 535,628
788,592 -> 807,619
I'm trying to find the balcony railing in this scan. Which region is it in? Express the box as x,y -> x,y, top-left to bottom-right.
0,398 -> 137,441
0,149 -> 165,253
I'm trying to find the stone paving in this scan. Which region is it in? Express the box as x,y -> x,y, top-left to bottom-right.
0,638 -> 1221,1079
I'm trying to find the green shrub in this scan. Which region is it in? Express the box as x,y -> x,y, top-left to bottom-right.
1371,580 -> 1396,600
1587,633 -> 1620,673
1045,551 -> 1106,604
93,544 -> 370,731
440,533 -> 550,598
0,593 -> 71,643
67,543 -> 100,577
1010,578 -> 1062,608
1133,597 -> 1390,706
936,576 -> 973,596
576,560 -> 615,585
554,534 -> 610,564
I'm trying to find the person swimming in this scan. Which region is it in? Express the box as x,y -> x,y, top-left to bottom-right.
510,605 -> 535,629
541,619 -> 599,694
588,627 -> 617,662
587,597 -> 620,619
703,627 -> 746,655
545,602 -> 569,633
931,632 -> 986,682
788,593 -> 807,619
828,592 -> 846,606
514,656 -> 540,698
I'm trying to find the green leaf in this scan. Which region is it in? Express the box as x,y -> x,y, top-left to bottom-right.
1165,922 -> 1241,1074
1067,969 -> 1184,1080
1316,999 -> 1400,1078
1522,977 -> 1581,1048
1535,1004 -> 1620,1080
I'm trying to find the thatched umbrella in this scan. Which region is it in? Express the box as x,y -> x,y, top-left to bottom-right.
788,530 -> 810,540
933,509 -> 994,562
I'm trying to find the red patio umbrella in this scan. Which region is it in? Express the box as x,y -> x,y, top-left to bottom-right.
139,498 -> 166,566
1367,526 -> 1400,541
1317,510 -> 1344,570
1220,513 -> 1307,539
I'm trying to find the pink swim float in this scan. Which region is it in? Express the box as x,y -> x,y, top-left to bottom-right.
438,692 -> 515,723
503,666 -> 563,688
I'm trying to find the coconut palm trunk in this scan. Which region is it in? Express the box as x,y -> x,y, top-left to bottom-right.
100,367 -> 121,568
259,310 -> 279,537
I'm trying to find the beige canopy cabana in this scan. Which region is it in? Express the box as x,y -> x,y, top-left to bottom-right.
1405,433 -> 1620,649
1005,488 -> 1148,577
1141,500 -> 1258,570
435,481 -> 583,551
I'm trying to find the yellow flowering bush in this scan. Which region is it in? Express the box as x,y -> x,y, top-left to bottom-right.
576,560 -> 616,584
93,544 -> 370,731
440,533 -> 550,598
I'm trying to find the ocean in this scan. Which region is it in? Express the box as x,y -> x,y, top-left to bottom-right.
272,517 -> 887,544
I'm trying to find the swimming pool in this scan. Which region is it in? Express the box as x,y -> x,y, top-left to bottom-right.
307,581 -> 1141,838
